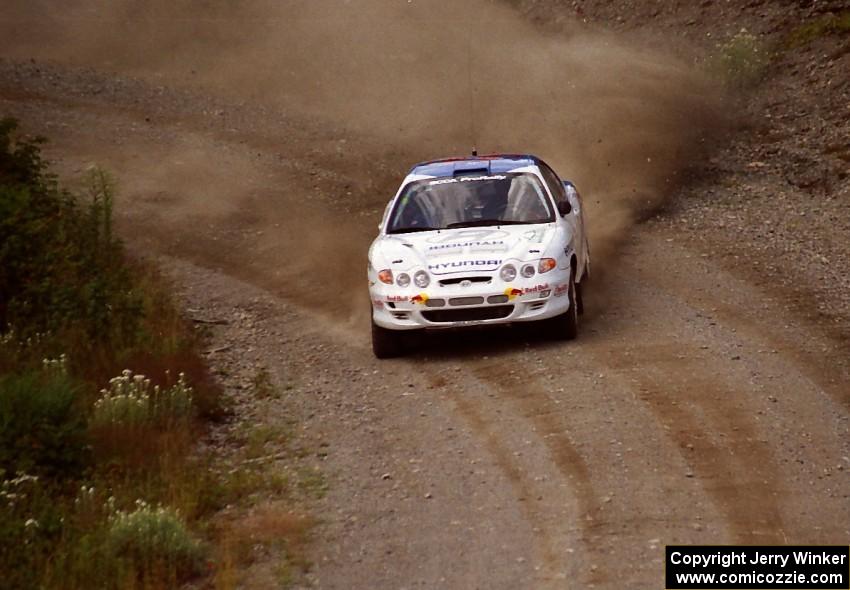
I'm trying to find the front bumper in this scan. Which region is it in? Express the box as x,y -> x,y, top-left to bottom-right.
370,271 -> 572,331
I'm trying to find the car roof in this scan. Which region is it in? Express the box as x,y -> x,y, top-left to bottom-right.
408,153 -> 544,178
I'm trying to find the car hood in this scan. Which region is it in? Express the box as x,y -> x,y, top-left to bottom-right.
373,224 -> 557,276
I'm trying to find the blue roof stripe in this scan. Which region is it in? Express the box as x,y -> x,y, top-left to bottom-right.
409,154 -> 541,177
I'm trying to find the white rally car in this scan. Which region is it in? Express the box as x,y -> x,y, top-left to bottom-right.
368,154 -> 590,358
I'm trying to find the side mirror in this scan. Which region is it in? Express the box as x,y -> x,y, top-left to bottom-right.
557,200 -> 572,216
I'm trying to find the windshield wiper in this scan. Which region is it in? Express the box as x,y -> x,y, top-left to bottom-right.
446,219 -> 531,228
387,226 -> 440,234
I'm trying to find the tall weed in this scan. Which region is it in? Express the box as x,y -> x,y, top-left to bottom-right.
92,370 -> 194,429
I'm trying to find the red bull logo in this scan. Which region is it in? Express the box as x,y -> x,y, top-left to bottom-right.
504,284 -> 552,301
523,283 -> 550,294
411,293 -> 429,305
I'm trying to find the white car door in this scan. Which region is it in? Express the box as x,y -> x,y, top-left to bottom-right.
563,182 -> 588,275
538,163 -> 585,274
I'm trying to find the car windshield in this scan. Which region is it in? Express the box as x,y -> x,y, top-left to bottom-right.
386,172 -> 555,234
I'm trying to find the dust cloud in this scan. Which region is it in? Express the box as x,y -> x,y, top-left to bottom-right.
1,0 -> 725,319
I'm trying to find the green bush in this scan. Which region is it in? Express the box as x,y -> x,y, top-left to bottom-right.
713,28 -> 770,89
0,372 -> 89,479
107,500 -> 204,580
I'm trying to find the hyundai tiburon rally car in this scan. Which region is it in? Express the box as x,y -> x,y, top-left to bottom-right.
368,154 -> 590,358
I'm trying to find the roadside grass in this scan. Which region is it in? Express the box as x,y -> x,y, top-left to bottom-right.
0,117 -> 315,588
213,502 -> 312,590
712,10 -> 850,90
252,366 -> 279,400
220,502 -> 311,564
243,423 -> 290,460
783,10 -> 850,49
297,466 -> 329,500
207,442 -> 312,589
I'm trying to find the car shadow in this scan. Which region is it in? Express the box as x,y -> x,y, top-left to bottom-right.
405,314 -> 607,361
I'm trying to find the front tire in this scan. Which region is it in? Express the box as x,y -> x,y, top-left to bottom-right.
371,321 -> 405,358
547,271 -> 578,341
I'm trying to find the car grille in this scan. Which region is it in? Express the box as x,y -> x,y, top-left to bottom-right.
449,296 -> 485,306
422,305 -> 513,323
438,276 -> 492,286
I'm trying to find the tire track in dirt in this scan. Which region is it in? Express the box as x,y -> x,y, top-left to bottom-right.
682,291 -> 850,412
593,342 -> 788,544
458,360 -> 607,586
470,363 -> 599,524
446,392 -> 562,586
637,234 -> 850,415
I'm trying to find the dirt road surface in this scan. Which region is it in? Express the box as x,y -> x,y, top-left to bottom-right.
2,1 -> 848,588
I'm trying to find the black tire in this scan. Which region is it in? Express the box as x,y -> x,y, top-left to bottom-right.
547,271 -> 578,341
371,320 -> 405,358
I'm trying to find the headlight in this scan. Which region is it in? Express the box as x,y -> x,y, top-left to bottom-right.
521,264 -> 536,278
378,269 -> 393,284
538,258 -> 556,273
414,270 -> 430,288
500,264 -> 517,282
396,273 -> 410,287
